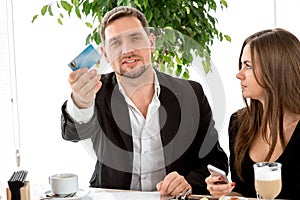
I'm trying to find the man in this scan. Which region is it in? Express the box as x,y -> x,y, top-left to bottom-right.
61,6 -> 228,196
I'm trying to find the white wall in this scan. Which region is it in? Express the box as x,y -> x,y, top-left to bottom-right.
210,0 -> 300,155
0,0 -> 300,193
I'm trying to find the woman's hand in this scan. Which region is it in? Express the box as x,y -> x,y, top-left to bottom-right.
205,175 -> 235,198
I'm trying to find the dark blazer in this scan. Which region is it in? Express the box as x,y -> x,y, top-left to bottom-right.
61,70 -> 228,194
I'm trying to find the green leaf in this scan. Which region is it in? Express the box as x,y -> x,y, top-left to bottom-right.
224,34 -> 231,42
157,17 -> 165,27
162,7 -> 170,18
41,5 -> 48,15
61,1 -> 72,14
86,33 -> 92,45
48,6 -> 53,16
72,0 -> 79,7
145,10 -> 153,22
176,65 -> 182,77
159,63 -> 165,72
183,70 -> 189,80
143,0 -> 149,8
220,0 -> 228,8
60,13 -> 64,18
31,15 -> 38,23
202,60 -> 210,74
155,38 -> 163,49
163,55 -> 171,63
167,67 -> 173,75
94,30 -> 101,44
57,18 -> 63,25
117,0 -> 123,6
75,7 -> 81,19
134,0 -> 142,10
183,52 -> 193,63
153,8 -> 160,19
165,29 -> 176,43
164,26 -> 173,30
175,54 -> 183,65
85,22 -> 93,28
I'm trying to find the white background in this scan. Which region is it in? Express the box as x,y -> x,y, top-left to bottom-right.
1,0 -> 300,193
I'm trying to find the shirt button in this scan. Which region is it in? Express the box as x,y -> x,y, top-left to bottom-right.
141,175 -> 148,180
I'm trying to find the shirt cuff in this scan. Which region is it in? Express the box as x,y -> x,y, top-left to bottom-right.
66,96 -> 95,123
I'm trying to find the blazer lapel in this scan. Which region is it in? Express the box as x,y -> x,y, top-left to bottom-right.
157,72 -> 182,170
109,75 -> 133,153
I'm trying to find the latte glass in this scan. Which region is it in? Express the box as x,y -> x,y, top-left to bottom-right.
253,162 -> 282,200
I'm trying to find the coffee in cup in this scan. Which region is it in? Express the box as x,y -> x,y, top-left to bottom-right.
253,162 -> 282,200
49,173 -> 78,197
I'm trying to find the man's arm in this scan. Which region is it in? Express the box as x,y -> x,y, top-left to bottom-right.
185,81 -> 228,194
61,100 -> 101,142
61,67 -> 102,142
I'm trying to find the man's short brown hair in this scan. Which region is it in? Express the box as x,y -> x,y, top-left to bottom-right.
100,6 -> 150,42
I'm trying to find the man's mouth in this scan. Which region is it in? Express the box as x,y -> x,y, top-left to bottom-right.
122,58 -> 139,65
124,59 -> 136,63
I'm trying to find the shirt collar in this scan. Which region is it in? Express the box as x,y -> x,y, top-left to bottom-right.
117,68 -> 161,99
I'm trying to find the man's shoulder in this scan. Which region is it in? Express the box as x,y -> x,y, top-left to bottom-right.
156,70 -> 202,88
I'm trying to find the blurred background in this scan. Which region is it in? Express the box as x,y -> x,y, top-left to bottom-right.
1,0 -> 299,192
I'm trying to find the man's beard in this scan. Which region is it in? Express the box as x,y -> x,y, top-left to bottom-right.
118,64 -> 150,79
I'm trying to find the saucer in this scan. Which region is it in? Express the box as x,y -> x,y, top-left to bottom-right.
42,189 -> 89,199
221,196 -> 248,200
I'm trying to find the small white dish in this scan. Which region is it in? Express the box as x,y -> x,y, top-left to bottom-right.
222,196 -> 248,200
41,188 -> 89,199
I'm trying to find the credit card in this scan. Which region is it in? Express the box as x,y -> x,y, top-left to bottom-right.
68,44 -> 101,71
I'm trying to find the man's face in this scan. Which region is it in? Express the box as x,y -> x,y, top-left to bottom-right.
102,16 -> 155,78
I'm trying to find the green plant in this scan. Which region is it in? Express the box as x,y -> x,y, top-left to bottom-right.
32,0 -> 230,78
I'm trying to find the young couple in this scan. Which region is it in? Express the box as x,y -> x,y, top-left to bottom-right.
61,6 -> 300,199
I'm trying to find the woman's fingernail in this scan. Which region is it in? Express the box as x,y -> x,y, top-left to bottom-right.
231,182 -> 236,187
218,177 -> 223,181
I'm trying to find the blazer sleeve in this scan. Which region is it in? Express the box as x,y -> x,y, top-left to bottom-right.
185,81 -> 228,194
61,100 -> 102,142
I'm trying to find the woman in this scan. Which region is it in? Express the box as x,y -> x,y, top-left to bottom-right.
205,28 -> 300,199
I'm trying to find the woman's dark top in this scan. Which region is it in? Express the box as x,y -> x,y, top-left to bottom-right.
228,112 -> 300,199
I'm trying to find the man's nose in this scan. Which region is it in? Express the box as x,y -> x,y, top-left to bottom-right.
121,41 -> 134,55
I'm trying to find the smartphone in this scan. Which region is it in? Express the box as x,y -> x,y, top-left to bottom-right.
207,164 -> 229,184
68,44 -> 101,71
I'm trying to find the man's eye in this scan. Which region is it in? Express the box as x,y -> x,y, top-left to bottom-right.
110,40 -> 120,47
132,36 -> 141,42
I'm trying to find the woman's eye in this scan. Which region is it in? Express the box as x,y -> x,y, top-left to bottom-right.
246,64 -> 253,70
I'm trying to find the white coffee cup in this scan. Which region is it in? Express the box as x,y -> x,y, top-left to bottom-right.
49,173 -> 78,197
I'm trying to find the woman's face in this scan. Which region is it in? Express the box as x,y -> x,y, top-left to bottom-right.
236,44 -> 265,103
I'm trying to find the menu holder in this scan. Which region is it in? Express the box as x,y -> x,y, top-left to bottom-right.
6,170 -> 30,200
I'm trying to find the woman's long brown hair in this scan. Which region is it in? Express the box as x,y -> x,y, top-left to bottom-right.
233,28 -> 300,181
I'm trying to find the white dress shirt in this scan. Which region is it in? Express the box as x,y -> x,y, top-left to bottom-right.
66,70 -> 166,191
